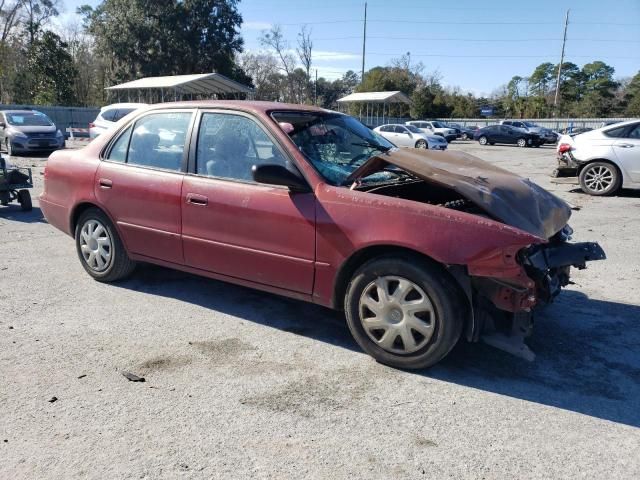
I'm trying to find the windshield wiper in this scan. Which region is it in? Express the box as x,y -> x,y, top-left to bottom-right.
351,141 -> 391,153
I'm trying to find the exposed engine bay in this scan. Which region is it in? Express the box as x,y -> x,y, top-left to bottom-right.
357,178 -> 489,216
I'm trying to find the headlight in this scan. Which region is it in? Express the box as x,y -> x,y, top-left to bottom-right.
8,129 -> 27,139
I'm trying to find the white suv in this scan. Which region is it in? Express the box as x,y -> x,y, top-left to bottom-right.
556,119 -> 640,195
406,121 -> 457,142
89,103 -> 146,139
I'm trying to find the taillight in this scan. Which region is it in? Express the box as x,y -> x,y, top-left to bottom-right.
558,143 -> 572,153
89,122 -> 95,129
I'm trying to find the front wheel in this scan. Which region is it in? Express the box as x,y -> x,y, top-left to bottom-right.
415,139 -> 428,149
461,133 -> 469,140
75,208 -> 136,282
344,256 -> 464,369
478,136 -> 488,145
578,161 -> 621,196
5,139 -> 14,156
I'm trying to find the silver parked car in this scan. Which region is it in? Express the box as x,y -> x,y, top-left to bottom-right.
89,103 -> 146,139
0,110 -> 65,156
373,124 -> 448,150
556,119 -> 640,195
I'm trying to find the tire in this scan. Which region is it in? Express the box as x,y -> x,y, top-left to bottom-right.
17,189 -> 32,211
461,133 -> 469,140
344,255 -> 464,370
6,139 -> 14,156
478,136 -> 488,146
415,139 -> 428,149
517,138 -> 527,148
75,208 -> 136,282
578,161 -> 621,196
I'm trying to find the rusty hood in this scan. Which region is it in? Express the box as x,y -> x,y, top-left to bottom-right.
347,148 -> 572,239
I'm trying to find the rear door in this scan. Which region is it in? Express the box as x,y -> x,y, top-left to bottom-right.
394,125 -> 412,147
612,122 -> 640,183
95,109 -> 195,264
181,110 -> 316,293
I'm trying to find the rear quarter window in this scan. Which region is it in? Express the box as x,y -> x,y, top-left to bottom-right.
101,109 -> 117,122
603,126 -> 628,138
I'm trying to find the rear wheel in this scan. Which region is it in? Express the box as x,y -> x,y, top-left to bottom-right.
478,136 -> 488,145
75,208 -> 136,282
415,139 -> 428,149
578,161 -> 621,196
17,189 -> 32,211
517,138 -> 527,148
344,256 -> 464,369
5,139 -> 14,156
461,133 -> 469,140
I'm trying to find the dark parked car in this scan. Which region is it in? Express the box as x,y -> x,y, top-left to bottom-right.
448,123 -> 478,140
40,101 -> 604,369
0,110 -> 65,156
474,124 -> 543,147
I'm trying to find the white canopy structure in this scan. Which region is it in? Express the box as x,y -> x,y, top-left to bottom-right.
337,91 -> 411,104
105,73 -> 254,103
336,91 -> 412,126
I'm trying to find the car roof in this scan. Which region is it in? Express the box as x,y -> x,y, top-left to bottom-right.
100,103 -> 147,111
137,100 -> 331,116
1,109 -> 45,114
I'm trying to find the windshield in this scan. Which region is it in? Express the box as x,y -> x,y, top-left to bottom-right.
272,111 -> 398,185
406,125 -> 422,133
432,121 -> 446,128
6,112 -> 54,127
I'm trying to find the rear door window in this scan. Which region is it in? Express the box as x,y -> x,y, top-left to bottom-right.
127,112 -> 192,171
604,126 -> 628,138
113,108 -> 137,122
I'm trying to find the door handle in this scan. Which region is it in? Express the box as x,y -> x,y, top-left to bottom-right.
186,193 -> 208,206
98,178 -> 112,189
616,143 -> 634,148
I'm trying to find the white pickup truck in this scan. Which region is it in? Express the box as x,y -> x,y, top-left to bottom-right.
406,120 -> 457,142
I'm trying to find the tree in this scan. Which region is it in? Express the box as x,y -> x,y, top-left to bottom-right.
528,62 -> 555,97
21,0 -> 59,46
81,0 -> 248,89
259,24 -> 296,101
296,24 -> 312,101
26,30 -> 76,104
624,71 -> 640,115
575,61 -> 618,116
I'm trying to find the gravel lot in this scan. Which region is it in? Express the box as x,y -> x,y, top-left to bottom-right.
1,140 -> 639,479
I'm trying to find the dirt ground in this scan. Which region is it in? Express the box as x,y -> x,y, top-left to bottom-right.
1,140 -> 639,479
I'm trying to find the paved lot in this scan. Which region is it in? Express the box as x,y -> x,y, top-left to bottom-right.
1,141 -> 639,479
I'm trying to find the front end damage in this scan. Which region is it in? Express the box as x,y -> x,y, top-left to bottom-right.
350,148 -> 607,360
464,227 -> 605,360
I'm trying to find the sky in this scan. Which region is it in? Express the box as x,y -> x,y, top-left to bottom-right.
60,0 -> 640,96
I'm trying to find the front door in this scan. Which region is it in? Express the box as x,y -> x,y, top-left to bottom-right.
95,110 -> 194,265
181,110 -> 316,293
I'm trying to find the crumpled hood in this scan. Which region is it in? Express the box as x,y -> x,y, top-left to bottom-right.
347,148 -> 572,239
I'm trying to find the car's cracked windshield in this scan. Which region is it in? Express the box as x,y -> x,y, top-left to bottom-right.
272,111 -> 403,185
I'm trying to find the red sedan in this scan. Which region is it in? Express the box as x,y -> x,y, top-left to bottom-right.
40,101 -> 604,368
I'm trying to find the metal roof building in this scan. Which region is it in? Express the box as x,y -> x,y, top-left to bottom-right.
336,91 -> 412,127
105,73 -> 254,103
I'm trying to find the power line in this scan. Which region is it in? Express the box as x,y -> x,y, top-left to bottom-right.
271,19 -> 640,27
313,35 -> 640,43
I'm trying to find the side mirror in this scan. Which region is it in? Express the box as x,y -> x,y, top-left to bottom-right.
252,164 -> 310,193
0,122 -> 5,128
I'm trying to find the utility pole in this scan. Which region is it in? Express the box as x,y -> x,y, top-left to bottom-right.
553,9 -> 570,111
314,69 -> 318,105
361,2 -> 367,83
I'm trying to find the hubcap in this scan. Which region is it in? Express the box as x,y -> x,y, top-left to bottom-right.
584,166 -> 613,192
359,276 -> 436,354
79,219 -> 112,272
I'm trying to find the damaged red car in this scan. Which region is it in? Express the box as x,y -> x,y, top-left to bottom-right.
40,102 -> 605,369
